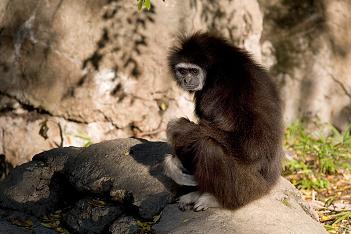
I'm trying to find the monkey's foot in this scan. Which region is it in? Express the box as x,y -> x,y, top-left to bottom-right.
178,191 -> 201,211
193,193 -> 221,211
178,192 -> 221,211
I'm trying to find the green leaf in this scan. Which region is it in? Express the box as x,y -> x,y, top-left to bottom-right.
144,0 -> 151,10
332,211 -> 351,225
137,0 -> 143,11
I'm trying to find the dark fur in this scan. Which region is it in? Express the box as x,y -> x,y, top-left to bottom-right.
167,32 -> 283,209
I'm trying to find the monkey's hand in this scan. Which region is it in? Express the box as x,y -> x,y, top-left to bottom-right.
166,117 -> 197,145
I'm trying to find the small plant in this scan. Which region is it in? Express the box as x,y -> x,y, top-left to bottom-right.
75,133 -> 93,147
137,0 -> 151,11
283,121 -> 351,233
284,122 -> 351,181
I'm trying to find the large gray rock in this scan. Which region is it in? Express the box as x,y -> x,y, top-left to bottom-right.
0,147 -> 81,216
65,138 -> 177,220
0,138 -> 178,232
0,138 -> 327,233
154,178 -> 327,234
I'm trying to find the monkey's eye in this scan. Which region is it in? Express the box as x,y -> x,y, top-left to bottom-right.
176,67 -> 188,76
189,68 -> 199,76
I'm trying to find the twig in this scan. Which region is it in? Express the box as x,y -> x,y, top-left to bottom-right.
310,200 -> 351,212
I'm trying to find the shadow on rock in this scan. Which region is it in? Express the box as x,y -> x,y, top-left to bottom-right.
0,138 -> 180,233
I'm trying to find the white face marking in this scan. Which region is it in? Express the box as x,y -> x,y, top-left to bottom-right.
175,63 -> 206,91
175,62 -> 202,70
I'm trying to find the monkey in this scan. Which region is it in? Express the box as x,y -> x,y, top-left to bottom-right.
163,32 -> 283,211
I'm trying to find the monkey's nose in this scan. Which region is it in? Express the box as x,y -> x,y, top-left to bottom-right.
184,76 -> 192,84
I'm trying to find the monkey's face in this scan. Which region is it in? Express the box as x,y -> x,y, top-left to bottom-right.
174,63 -> 206,91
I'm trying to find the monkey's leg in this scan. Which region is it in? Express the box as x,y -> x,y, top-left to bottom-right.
163,154 -> 198,186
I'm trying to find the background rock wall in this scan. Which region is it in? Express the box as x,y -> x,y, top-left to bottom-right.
0,0 -> 350,165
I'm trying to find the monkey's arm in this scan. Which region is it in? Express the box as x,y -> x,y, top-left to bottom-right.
167,117 -> 227,148
166,118 -> 197,142
166,117 -> 204,172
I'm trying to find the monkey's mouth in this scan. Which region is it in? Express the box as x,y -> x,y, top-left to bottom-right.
181,82 -> 202,90
182,85 -> 201,91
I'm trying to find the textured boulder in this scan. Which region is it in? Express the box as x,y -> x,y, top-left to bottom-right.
0,138 -> 327,233
0,138 -> 176,218
65,138 -> 177,220
0,138 -> 178,233
0,147 -> 81,216
63,198 -> 124,233
109,216 -> 139,234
